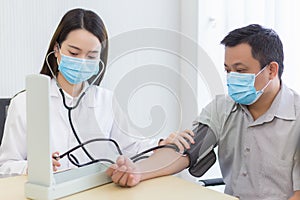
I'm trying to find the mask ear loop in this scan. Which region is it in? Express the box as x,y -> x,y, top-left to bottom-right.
83,59 -> 105,93
46,50 -> 106,92
260,79 -> 272,93
255,64 -> 269,77
255,64 -> 272,92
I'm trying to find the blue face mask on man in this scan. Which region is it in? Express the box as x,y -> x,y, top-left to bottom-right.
227,66 -> 272,105
58,52 -> 100,85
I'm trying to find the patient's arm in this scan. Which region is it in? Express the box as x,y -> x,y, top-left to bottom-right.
289,191 -> 300,200
106,148 -> 189,187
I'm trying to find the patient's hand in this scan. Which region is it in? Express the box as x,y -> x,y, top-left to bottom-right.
159,129 -> 195,153
106,156 -> 141,187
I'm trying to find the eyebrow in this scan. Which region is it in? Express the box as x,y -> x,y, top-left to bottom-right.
67,44 -> 100,53
224,62 -> 248,68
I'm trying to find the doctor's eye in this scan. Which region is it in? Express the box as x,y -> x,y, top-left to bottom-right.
68,51 -> 79,56
87,52 -> 99,60
87,56 -> 97,59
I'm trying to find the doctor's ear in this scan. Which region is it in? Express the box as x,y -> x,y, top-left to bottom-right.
267,62 -> 279,79
53,43 -> 60,57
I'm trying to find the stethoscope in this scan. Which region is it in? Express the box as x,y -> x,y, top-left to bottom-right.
46,51 -> 179,167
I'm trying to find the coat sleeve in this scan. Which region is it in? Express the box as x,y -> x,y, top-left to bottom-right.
109,96 -> 156,158
0,93 -> 27,177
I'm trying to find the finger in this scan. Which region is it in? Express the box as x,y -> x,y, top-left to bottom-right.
52,160 -> 60,171
116,156 -> 126,167
158,139 -> 166,146
111,165 -> 127,184
118,170 -> 129,186
121,156 -> 135,170
106,164 -> 118,177
120,166 -> 135,187
52,159 -> 61,167
52,151 -> 60,156
158,138 -> 167,146
177,136 -> 191,149
52,151 -> 60,161
165,132 -> 177,143
173,140 -> 185,153
184,129 -> 195,137
181,131 -> 195,144
52,151 -> 60,157
127,174 -> 141,187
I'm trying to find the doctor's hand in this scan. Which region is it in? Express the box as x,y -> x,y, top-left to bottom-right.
159,129 -> 195,153
106,156 -> 141,187
52,151 -> 61,172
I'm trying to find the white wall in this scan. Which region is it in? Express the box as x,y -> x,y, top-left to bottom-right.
0,0 -> 181,96
0,0 -> 186,137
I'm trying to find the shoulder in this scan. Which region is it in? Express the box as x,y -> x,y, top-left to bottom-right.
86,86 -> 114,107
93,86 -> 114,100
197,94 -> 235,125
5,90 -> 26,119
96,86 -> 113,96
9,90 -> 26,109
291,90 -> 300,116
290,89 -> 300,104
205,94 -> 236,114
283,84 -> 300,110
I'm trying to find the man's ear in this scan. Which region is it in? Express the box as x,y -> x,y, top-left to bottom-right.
268,61 -> 279,80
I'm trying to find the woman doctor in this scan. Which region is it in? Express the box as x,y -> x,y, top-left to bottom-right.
0,8 -> 183,176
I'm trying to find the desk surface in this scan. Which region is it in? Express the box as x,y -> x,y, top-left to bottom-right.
0,175 -> 237,200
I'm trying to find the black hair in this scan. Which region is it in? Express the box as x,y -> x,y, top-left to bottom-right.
221,24 -> 284,80
40,8 -> 108,85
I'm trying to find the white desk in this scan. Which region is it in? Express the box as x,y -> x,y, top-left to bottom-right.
0,175 -> 238,199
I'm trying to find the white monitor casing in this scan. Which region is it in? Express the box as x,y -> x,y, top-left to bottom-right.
24,74 -> 111,200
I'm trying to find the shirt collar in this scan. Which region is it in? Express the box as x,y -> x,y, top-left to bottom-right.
49,78 -> 96,107
272,83 -> 296,120
240,83 -> 296,125
50,78 -> 60,98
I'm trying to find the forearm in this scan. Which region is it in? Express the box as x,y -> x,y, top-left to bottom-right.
136,148 -> 190,181
289,191 -> 300,200
107,142 -> 191,187
0,160 -> 27,177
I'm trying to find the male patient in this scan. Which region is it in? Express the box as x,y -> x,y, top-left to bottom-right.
107,24 -> 300,200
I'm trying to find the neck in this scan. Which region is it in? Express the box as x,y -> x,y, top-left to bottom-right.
57,73 -> 83,97
247,80 -> 281,120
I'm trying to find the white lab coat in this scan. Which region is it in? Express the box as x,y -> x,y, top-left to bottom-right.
0,79 -> 155,176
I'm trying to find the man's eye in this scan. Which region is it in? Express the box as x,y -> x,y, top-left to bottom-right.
236,69 -> 245,73
224,69 -> 230,73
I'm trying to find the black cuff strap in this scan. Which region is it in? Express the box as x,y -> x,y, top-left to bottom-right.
188,150 -> 216,177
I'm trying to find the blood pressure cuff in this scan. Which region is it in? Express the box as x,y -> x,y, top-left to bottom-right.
185,123 -> 217,177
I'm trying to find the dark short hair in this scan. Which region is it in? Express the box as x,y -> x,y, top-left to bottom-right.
221,24 -> 284,80
40,8 -> 108,85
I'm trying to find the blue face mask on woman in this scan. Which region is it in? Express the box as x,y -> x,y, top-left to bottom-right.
227,66 -> 272,105
58,53 -> 100,85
